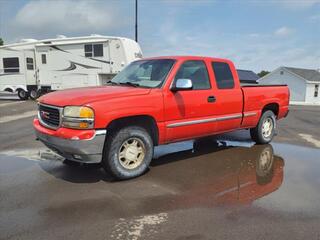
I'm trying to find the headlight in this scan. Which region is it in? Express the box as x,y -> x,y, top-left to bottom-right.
62,106 -> 94,129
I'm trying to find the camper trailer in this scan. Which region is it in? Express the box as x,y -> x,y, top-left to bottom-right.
0,35 -> 142,99
0,41 -> 38,99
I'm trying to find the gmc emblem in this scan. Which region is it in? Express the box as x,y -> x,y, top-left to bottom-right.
40,111 -> 50,119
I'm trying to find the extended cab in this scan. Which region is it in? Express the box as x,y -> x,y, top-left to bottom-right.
34,56 -> 289,179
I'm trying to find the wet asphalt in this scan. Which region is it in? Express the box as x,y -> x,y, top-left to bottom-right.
1,95 -> 320,240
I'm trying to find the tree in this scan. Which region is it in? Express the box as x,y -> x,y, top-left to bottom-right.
257,70 -> 270,78
0,38 -> 3,46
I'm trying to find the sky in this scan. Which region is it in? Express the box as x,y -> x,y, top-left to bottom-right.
0,0 -> 319,72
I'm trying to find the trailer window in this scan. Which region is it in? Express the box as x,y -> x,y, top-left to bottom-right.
84,44 -> 103,57
3,57 -> 20,73
211,62 -> 235,89
26,58 -> 34,70
41,54 -> 47,64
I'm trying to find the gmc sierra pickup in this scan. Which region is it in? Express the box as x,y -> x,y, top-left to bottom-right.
34,56 -> 289,179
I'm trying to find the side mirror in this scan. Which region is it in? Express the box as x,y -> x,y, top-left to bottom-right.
172,79 -> 193,91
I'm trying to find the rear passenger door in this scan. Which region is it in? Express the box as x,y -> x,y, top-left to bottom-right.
210,61 -> 243,133
164,60 -> 218,141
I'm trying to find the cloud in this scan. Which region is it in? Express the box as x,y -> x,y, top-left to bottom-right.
274,26 -> 295,37
9,0 -> 130,41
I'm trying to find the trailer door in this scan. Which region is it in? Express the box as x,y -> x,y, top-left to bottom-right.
23,50 -> 37,87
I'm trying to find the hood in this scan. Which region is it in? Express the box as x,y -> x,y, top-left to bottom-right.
39,86 -> 151,107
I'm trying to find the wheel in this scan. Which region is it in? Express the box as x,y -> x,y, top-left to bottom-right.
17,89 -> 29,100
250,110 -> 276,144
102,126 -> 154,180
29,89 -> 39,100
255,145 -> 274,185
255,145 -> 274,177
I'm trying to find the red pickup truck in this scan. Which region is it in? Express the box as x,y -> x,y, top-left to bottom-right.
34,56 -> 289,179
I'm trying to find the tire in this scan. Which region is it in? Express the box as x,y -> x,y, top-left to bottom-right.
102,126 -> 154,180
29,89 -> 39,100
17,89 -> 29,100
255,144 -> 274,185
250,110 -> 276,144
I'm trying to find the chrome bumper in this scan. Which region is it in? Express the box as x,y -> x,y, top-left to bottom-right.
35,129 -> 106,163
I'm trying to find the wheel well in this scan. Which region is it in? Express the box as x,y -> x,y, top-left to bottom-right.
16,88 -> 25,92
106,115 -> 159,146
4,88 -> 13,93
262,103 -> 279,117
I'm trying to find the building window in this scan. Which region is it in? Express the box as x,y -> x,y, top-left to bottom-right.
26,58 -> 34,70
315,84 -> 319,97
174,60 -> 211,90
280,70 -> 284,75
84,44 -> 103,57
41,54 -> 47,64
3,57 -> 20,73
211,62 -> 235,89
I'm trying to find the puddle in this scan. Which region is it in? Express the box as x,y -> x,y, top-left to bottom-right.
1,139 -> 320,239
1,139 -> 320,215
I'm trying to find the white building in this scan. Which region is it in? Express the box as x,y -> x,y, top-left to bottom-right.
258,66 -> 320,104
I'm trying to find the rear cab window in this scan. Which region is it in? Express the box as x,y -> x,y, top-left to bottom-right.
175,60 -> 211,90
211,62 -> 235,89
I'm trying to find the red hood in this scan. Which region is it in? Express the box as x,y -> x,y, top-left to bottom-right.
39,86 -> 151,107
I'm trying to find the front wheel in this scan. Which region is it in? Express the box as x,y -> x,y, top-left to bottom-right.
250,110 -> 276,144
102,126 -> 154,180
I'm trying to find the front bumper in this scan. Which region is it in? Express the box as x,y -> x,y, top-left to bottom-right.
34,120 -> 106,164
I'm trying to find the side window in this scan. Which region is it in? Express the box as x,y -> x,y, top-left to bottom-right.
84,44 -> 92,57
212,62 -> 235,89
175,60 -> 210,90
3,57 -> 20,73
84,44 -> 103,57
41,54 -> 47,64
93,44 -> 103,57
26,58 -> 34,70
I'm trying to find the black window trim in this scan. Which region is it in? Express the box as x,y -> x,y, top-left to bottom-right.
26,57 -> 34,70
211,61 -> 235,90
172,59 -> 211,91
3,57 -> 20,73
84,43 -> 104,58
41,54 -> 47,64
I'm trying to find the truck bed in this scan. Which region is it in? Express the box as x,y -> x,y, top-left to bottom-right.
240,84 -> 290,128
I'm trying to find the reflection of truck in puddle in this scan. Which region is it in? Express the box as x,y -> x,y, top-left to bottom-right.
148,142 -> 284,208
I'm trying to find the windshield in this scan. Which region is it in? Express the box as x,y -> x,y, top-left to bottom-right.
110,59 -> 175,88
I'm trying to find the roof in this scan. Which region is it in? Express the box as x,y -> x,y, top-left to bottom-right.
237,69 -> 259,83
0,35 -> 133,49
283,67 -> 320,82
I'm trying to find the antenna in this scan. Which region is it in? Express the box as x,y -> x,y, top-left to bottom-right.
135,0 -> 138,42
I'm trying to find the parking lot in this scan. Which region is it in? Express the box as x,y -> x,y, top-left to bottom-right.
1,94 -> 320,240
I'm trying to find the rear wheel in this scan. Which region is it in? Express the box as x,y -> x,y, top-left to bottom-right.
250,110 -> 276,144
29,89 -> 40,100
102,126 -> 153,180
17,89 -> 29,100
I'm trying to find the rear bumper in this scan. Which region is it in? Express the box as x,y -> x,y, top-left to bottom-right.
34,119 -> 106,163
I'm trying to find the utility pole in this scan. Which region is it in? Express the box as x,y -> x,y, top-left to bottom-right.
135,0 -> 138,42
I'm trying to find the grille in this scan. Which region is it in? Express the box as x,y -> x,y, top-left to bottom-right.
39,104 -> 61,128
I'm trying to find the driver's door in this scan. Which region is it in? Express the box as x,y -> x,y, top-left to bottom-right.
164,60 -> 217,142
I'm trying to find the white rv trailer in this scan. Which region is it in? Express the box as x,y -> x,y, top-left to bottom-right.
0,35 -> 143,99
0,40 -> 38,99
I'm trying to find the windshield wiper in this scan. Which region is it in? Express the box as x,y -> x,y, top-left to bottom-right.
118,82 -> 140,87
106,81 -> 120,86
